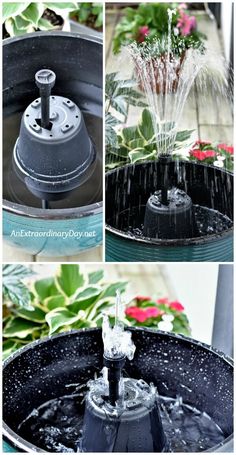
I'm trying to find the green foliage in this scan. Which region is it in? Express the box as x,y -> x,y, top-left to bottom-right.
106,107 -> 194,169
70,3 -> 103,29
112,3 -> 206,55
105,72 -> 147,152
2,264 -> 128,359
2,2 -> 77,36
2,264 -> 34,308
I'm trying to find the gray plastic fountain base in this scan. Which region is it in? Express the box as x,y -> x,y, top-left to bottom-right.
106,161 -> 233,262
3,328 -> 233,452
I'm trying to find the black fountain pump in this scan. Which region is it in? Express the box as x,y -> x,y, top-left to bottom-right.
13,68 -> 96,204
143,154 -> 194,239
81,355 -> 168,453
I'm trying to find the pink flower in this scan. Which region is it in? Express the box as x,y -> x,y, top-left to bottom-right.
145,307 -> 162,318
190,149 -> 216,161
169,301 -> 185,312
190,150 -> 207,161
137,25 -> 150,43
126,305 -> 163,323
177,11 -> 196,36
218,143 -> 234,155
126,307 -> 148,322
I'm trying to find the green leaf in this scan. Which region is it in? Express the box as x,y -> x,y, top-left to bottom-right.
175,129 -> 195,143
2,2 -> 30,22
20,2 -> 44,26
3,280 -> 32,308
101,282 -> 128,299
45,295 -> 66,311
129,148 -> 157,164
68,286 -> 102,313
5,16 -> 30,35
4,318 -> 40,339
105,113 -> 120,148
37,17 -> 54,30
138,109 -> 155,141
34,277 -> 59,301
14,14 -> 31,29
129,138 -> 145,149
56,265 -> 85,297
15,306 -> 46,323
122,126 -> 139,143
3,340 -> 19,360
43,2 -> 78,13
88,270 -> 104,284
45,308 -> 83,335
2,264 -> 33,308
3,264 -> 33,280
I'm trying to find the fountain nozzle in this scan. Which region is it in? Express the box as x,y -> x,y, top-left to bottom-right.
35,69 -> 56,129
103,354 -> 126,406
159,153 -> 172,205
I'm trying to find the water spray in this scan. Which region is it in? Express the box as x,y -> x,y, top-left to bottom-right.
13,69 -> 96,207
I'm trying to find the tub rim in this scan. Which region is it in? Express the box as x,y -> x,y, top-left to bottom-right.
3,327 -> 234,453
105,160 -> 233,246
3,31 -> 103,220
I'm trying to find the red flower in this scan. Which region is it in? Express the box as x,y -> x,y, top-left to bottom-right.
204,150 -> 217,158
190,150 -> 207,161
137,25 -> 150,43
126,307 -> 149,323
136,295 -> 151,302
126,305 -> 162,322
218,143 -> 234,155
190,149 -> 216,161
169,301 -> 185,312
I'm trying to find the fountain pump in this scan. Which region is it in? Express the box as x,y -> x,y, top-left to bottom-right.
143,154 -> 194,239
13,69 -> 96,205
81,318 -> 167,452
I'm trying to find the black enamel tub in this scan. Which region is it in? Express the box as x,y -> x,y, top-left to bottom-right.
105,161 -> 233,262
3,328 -> 233,452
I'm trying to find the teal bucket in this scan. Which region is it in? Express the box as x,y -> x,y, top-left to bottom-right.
105,161 -> 233,262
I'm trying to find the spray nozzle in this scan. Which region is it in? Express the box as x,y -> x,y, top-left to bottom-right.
102,290 -> 136,405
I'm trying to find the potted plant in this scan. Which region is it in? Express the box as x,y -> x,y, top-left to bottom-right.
113,3 -> 206,94
113,3 -> 206,55
2,2 -> 78,37
125,295 -> 191,336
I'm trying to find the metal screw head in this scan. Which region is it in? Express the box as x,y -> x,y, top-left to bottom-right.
35,69 -> 56,95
